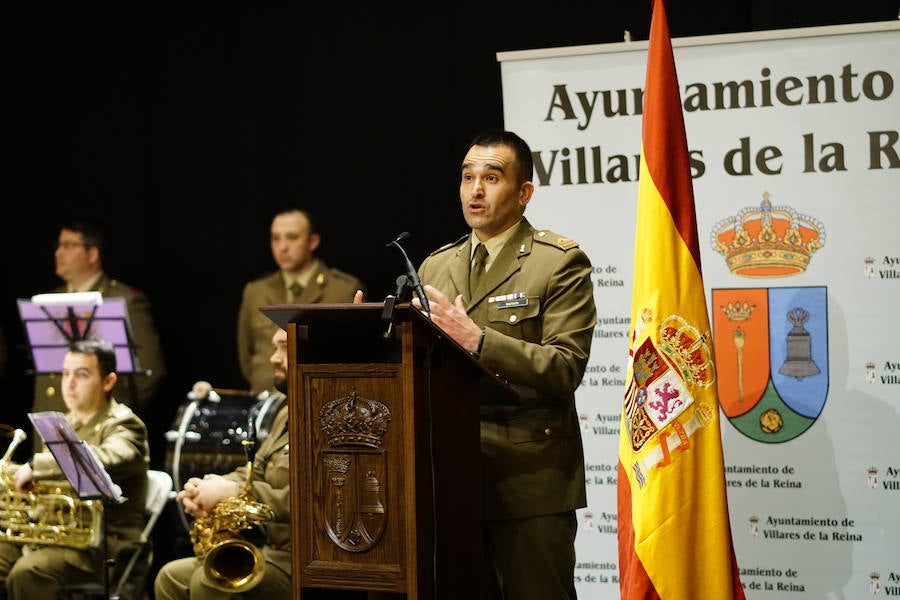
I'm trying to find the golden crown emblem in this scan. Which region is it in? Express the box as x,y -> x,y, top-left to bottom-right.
658,315 -> 715,388
720,301 -> 755,322
711,192 -> 825,277
318,389 -> 391,448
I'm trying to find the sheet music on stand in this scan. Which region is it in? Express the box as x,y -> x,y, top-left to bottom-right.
17,292 -> 139,375
28,411 -> 124,503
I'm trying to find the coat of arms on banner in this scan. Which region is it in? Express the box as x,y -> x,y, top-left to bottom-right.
711,286 -> 828,442
318,389 -> 390,552
710,192 -> 828,442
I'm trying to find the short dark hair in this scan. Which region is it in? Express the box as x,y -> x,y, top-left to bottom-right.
273,208 -> 318,236
69,338 -> 117,378
467,130 -> 534,185
60,220 -> 105,255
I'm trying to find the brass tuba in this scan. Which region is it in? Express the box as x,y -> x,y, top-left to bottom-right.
189,437 -> 274,592
0,428 -> 104,549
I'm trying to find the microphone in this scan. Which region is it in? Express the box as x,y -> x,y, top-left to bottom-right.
188,380 -> 220,403
386,232 -> 430,316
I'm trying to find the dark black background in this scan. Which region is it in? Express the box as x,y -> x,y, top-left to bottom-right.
2,2 -> 896,466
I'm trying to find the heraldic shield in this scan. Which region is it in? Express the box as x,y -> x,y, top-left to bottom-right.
319,390 -> 390,553
622,314 -> 719,489
712,286 -> 828,443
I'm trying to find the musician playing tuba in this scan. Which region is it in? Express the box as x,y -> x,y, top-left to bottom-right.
155,328 -> 291,599
0,339 -> 149,599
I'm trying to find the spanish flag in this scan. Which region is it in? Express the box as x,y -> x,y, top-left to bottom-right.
617,1 -> 745,598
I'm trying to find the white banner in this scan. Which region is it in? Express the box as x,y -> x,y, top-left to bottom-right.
499,21 -> 900,599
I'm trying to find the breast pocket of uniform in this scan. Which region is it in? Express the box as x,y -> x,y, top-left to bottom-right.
486,295 -> 541,340
264,445 -> 290,490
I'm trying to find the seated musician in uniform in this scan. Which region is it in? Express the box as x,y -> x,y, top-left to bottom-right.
154,327 -> 291,599
0,338 -> 150,599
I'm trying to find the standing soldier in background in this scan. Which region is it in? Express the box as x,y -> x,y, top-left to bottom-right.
237,208 -> 364,395
31,221 -> 165,453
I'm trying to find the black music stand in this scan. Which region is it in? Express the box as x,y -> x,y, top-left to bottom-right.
29,411 -> 125,600
17,292 -> 140,375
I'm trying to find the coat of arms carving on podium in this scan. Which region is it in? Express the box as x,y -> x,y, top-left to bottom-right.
319,389 -> 391,552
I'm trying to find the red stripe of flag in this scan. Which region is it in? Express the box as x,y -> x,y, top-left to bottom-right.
641,0 -> 701,270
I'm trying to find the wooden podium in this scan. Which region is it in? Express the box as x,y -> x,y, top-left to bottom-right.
263,302 -> 517,599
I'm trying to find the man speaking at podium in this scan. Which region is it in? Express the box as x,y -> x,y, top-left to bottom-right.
413,130 -> 596,599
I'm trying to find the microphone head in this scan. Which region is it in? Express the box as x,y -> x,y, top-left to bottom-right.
189,380 -> 213,400
386,231 -> 411,247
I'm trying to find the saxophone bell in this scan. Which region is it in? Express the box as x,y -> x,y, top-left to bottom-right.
189,437 -> 274,592
202,535 -> 267,592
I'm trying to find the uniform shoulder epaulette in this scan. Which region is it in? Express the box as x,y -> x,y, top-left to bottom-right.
533,230 -> 580,251
109,401 -> 133,419
327,268 -> 360,283
106,279 -> 141,295
251,271 -> 280,286
428,234 -> 468,257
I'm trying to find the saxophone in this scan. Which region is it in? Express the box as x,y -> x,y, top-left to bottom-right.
189,437 -> 274,592
0,428 -> 104,549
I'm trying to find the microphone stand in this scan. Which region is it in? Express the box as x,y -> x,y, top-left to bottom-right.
44,436 -> 117,599
168,383 -> 218,533
385,232 -> 430,316
381,275 -> 408,339
383,233 -> 430,338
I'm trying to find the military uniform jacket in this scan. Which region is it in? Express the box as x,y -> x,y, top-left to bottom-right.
31,399 -> 150,571
237,262 -> 364,394
224,403 -> 289,576
32,274 -> 166,436
417,218 -> 596,520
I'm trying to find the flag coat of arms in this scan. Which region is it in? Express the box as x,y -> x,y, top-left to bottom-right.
617,1 -> 744,598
